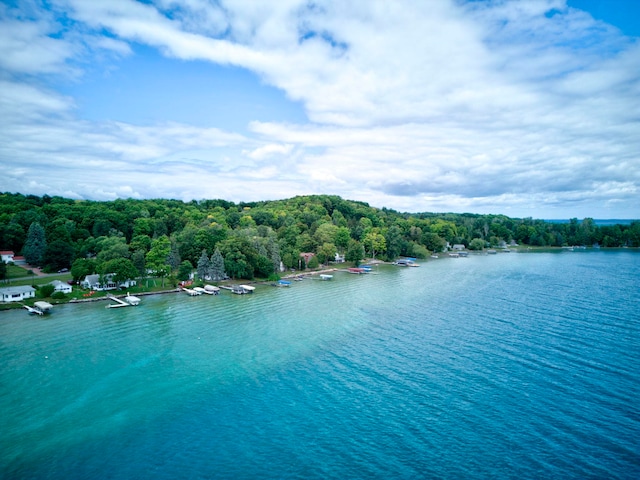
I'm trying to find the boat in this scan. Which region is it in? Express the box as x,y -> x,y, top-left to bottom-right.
394,258 -> 419,267
273,280 -> 291,287
182,287 -> 201,296
204,285 -> 220,295
239,285 -> 256,293
319,274 -> 333,280
124,294 -> 141,306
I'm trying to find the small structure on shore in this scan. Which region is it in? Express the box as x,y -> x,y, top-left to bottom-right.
1,286 -> 36,303
348,267 -> 366,274
221,285 -> 255,294
24,301 -> 53,315
106,294 -> 140,308
181,287 -> 202,296
394,258 -> 419,267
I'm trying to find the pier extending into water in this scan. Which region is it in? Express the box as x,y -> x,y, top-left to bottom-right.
106,294 -> 141,308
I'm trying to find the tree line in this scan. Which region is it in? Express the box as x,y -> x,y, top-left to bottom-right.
1,192 -> 638,282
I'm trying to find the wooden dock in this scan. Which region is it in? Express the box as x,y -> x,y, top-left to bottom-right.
220,285 -> 254,294
106,294 -> 140,308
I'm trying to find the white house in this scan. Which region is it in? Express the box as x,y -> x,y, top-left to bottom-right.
1,251 -> 15,263
49,280 -> 72,294
0,286 -> 36,302
81,273 -> 136,291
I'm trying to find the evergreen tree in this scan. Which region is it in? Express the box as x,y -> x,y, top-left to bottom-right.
23,222 -> 47,266
196,249 -> 210,281
0,261 -> 6,282
267,237 -> 281,274
131,249 -> 146,278
167,241 -> 181,272
209,248 -> 226,282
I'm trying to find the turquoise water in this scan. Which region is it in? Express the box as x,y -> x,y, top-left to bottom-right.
1,251 -> 639,479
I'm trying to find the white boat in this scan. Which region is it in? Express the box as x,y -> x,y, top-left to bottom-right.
204,285 -> 220,295
124,294 -> 141,306
239,285 -> 255,293
319,274 -> 333,280
182,287 -> 201,296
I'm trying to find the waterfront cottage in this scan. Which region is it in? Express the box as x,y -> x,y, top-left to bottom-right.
1,250 -> 15,263
81,274 -> 136,291
0,285 -> 36,302
49,280 -> 72,294
299,252 -> 315,265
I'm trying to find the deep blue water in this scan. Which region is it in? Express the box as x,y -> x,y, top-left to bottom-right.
1,250 -> 639,479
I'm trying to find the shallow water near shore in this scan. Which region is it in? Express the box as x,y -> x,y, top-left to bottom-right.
1,250 -> 639,479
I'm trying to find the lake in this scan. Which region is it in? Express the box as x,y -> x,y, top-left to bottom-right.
1,250 -> 639,479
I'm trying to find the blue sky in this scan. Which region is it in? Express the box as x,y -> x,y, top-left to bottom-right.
1,0 -> 639,219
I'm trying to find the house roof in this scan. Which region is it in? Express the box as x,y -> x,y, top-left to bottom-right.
0,250 -> 15,255
0,286 -> 36,294
49,280 -> 70,288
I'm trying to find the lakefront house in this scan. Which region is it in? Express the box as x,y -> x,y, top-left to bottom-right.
81,274 -> 137,291
0,285 -> 36,302
1,251 -> 15,263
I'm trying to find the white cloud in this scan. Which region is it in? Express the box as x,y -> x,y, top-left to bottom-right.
244,143 -> 293,160
0,0 -> 638,218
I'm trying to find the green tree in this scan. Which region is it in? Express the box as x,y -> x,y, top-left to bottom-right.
219,236 -> 255,280
168,241 -> 181,272
131,249 -> 146,279
146,235 -> 171,286
71,258 -> 97,282
468,238 -> 485,251
385,225 -> 404,260
314,222 -> 339,245
102,258 -> 138,285
422,232 -> 446,253
177,260 -> 193,282
196,249 -> 210,280
23,222 -> 47,265
209,248 -> 226,281
43,239 -> 74,271
254,255 -> 274,278
334,227 -> 351,252
345,239 -> 365,265
317,242 -> 337,264
363,231 -> 386,259
39,284 -> 55,298
307,255 -> 319,269
96,236 -> 130,263
0,261 -> 7,282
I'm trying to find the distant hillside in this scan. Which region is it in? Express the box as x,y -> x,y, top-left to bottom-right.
1,192 -> 638,280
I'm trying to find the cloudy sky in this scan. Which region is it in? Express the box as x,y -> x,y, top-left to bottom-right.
1,0 -> 639,219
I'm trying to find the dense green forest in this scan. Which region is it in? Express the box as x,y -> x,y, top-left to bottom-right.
1,192 -> 638,282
